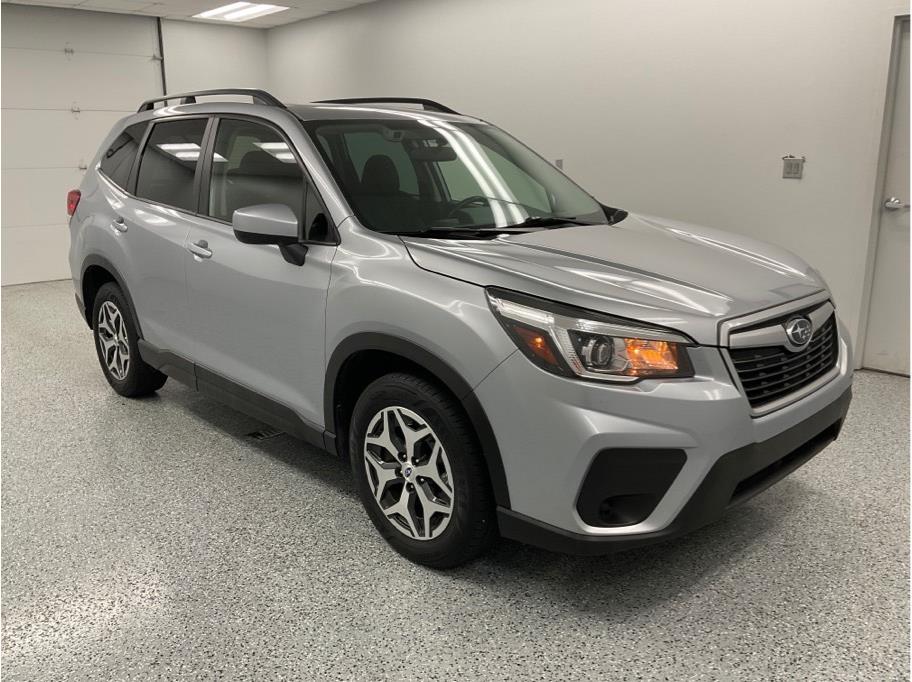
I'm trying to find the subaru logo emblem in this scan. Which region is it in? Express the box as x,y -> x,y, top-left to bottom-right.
403,467 -> 413,478
784,317 -> 813,348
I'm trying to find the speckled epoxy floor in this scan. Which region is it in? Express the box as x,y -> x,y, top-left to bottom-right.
1,280 -> 908,681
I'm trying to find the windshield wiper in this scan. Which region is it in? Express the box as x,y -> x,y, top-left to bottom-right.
510,215 -> 593,228
391,219 -> 590,239
393,227 -> 520,239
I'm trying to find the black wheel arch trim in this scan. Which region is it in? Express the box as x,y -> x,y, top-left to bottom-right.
325,332 -> 511,509
80,254 -> 143,336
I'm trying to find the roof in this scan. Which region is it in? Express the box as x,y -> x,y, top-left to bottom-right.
287,102 -> 483,124
130,90 -> 485,126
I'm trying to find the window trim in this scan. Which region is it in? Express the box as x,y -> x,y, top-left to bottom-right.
131,114 -> 213,216
197,114 -> 339,246
97,120 -> 150,192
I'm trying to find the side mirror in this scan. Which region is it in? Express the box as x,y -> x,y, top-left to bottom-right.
232,203 -> 308,266
232,203 -> 299,245
599,203 -> 628,226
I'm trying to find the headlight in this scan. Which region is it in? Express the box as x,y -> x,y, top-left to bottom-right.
486,288 -> 694,382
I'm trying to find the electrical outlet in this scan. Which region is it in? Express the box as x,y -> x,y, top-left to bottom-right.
782,155 -> 805,179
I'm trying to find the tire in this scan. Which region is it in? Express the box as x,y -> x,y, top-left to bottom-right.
92,282 -> 167,397
349,373 -> 497,568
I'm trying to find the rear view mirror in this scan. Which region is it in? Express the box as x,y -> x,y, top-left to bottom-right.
408,146 -> 458,162
232,203 -> 299,245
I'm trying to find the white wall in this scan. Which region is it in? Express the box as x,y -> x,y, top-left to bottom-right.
1,4 -> 162,285
160,19 -> 268,94
0,6 -> 269,285
267,0 -> 907,349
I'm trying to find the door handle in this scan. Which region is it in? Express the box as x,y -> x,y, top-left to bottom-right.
188,239 -> 212,259
111,217 -> 128,233
884,197 -> 909,210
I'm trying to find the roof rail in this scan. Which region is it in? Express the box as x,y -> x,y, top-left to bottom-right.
314,97 -> 460,115
137,88 -> 285,112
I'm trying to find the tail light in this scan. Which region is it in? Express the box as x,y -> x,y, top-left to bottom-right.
66,189 -> 81,217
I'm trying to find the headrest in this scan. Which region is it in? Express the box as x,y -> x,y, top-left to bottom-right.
359,154 -> 400,194
234,150 -> 300,178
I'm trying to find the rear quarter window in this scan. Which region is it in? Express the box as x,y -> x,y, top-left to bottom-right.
99,122 -> 147,190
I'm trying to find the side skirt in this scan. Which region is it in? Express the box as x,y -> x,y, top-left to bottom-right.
138,339 -> 331,452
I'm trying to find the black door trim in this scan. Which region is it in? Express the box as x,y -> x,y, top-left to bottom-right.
137,340 -> 329,451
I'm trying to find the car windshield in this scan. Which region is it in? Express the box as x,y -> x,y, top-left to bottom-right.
303,118 -> 609,235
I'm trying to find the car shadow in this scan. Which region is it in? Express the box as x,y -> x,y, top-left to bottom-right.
448,501 -> 791,616
169,382 -> 804,615
171,383 -> 359,500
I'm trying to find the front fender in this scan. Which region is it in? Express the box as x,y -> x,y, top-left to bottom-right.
324,222 -> 517,506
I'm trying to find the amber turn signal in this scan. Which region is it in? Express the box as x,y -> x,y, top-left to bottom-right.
623,339 -> 680,374
512,323 -> 561,367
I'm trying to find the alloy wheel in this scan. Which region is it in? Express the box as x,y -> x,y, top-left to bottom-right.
363,406 -> 454,540
97,300 -> 131,381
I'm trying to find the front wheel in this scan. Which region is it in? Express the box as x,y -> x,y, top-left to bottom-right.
349,373 -> 497,568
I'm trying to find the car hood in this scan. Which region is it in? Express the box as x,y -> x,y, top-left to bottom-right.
401,213 -> 827,345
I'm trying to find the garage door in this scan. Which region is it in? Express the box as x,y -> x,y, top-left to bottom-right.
1,4 -> 163,285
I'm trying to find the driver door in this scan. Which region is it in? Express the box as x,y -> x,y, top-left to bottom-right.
185,116 -> 337,428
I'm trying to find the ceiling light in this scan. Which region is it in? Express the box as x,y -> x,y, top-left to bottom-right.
194,2 -> 289,22
159,143 -> 200,151
254,142 -> 289,151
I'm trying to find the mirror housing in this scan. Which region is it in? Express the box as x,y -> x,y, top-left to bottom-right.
599,203 -> 628,226
232,204 -> 299,245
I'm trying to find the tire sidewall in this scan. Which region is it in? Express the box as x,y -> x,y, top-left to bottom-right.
349,375 -> 491,566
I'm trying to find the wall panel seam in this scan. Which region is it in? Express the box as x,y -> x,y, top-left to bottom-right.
1,46 -> 156,58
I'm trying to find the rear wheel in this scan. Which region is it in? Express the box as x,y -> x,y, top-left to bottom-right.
92,282 -> 166,397
349,373 -> 497,568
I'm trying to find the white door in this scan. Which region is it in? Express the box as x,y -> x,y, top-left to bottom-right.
0,5 -> 162,285
863,19 -> 910,375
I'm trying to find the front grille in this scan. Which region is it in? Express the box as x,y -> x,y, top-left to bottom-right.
729,315 -> 838,409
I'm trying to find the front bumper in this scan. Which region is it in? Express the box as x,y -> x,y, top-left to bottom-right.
473,318 -> 854,552
497,387 -> 851,554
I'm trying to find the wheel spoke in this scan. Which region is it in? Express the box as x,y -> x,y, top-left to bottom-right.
365,409 -> 399,459
391,407 -> 431,458
364,451 -> 400,502
105,345 -> 117,370
383,485 -> 420,538
98,333 -> 116,354
415,482 -> 451,538
114,311 -> 126,339
415,442 -> 453,498
97,312 -> 114,337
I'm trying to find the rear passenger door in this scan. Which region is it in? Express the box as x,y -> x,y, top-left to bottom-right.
117,116 -> 207,359
184,117 -> 336,428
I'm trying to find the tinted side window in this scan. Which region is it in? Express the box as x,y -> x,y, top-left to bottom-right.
99,122 -> 147,189
136,118 -> 208,211
208,118 -> 304,223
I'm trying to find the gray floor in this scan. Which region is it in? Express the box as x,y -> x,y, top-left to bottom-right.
1,280 -> 908,681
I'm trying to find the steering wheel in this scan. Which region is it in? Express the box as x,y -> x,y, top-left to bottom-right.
446,195 -> 490,218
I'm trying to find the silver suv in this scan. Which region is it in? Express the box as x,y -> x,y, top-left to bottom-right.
68,89 -> 853,567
